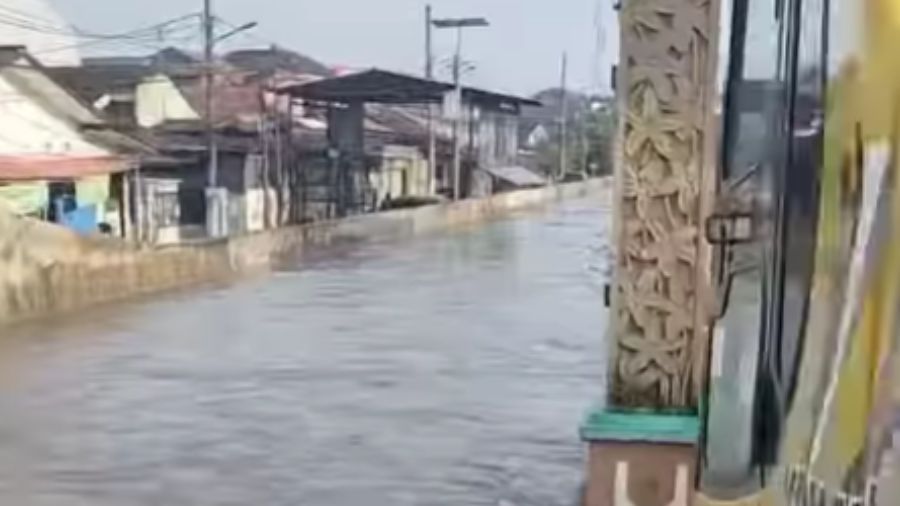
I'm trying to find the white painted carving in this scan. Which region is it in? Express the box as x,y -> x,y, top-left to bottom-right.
669,465 -> 690,506
613,461 -> 690,506
615,461 -> 636,506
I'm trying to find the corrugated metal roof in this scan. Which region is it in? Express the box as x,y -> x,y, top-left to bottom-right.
281,69 -> 540,108
482,166 -> 547,187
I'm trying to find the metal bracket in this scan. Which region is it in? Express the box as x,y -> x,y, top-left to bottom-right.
706,211 -> 755,245
707,164 -> 763,319
705,164 -> 760,245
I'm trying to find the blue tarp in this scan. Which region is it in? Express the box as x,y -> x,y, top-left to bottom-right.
55,198 -> 98,235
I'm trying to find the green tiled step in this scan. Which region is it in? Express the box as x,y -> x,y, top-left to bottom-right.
580,407 -> 700,444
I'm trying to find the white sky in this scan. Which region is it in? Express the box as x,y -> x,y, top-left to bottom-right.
49,0 -> 620,97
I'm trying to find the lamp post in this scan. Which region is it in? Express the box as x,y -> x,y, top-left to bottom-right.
424,6 -> 437,196
431,16 -> 489,201
201,0 -> 256,237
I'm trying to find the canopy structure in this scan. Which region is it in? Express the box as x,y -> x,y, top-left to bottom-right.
280,68 -> 539,112
482,166 -> 547,187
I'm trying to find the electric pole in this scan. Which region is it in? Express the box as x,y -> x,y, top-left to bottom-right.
425,5 -> 437,196
452,26 -> 462,201
425,5 -> 433,79
431,17 -> 489,201
203,0 -> 220,237
204,0 -> 216,188
559,51 -> 569,181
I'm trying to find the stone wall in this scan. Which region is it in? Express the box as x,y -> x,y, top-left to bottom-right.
0,179 -> 610,326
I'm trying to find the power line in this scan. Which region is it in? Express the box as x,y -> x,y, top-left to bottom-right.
31,26 -> 198,58
0,14 -> 74,37
0,5 -> 70,34
27,14 -> 201,57
72,13 -> 203,42
0,4 -> 59,26
0,11 -> 201,43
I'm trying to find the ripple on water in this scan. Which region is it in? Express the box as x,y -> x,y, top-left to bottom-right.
0,201 -> 610,505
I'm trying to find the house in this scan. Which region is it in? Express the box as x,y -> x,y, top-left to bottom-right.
0,46 -> 140,237
52,47 -> 334,243
50,48 -> 201,128
53,58 -> 273,243
524,124 -> 551,149
518,88 -> 615,178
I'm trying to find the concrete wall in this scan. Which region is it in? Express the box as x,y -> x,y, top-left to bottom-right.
0,178 -> 610,326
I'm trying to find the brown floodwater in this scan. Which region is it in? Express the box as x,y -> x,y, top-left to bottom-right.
0,200 -> 611,506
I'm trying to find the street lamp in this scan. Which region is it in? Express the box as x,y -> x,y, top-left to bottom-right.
215,21 -> 258,44
430,15 -> 489,201
202,0 -> 257,238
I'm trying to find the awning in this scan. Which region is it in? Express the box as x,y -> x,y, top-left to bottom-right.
483,166 -> 547,187
0,155 -> 131,182
280,69 -> 541,109
281,69 -> 452,104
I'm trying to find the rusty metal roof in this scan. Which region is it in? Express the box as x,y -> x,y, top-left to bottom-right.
0,155 -> 130,181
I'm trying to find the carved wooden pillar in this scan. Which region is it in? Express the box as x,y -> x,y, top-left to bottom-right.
582,0 -> 721,504
611,0 -> 720,410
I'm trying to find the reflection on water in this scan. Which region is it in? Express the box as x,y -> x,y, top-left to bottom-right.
0,201 -> 611,506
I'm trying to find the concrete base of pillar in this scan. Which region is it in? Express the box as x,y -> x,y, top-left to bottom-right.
580,409 -> 700,506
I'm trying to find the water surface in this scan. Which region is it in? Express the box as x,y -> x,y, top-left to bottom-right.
0,201 -> 611,506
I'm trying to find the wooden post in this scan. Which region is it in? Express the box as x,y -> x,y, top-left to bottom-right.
582,0 -> 722,504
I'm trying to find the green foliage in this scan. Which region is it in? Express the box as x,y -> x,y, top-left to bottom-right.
530,102 -> 616,179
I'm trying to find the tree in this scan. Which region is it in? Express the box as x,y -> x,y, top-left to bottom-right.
522,89 -> 616,179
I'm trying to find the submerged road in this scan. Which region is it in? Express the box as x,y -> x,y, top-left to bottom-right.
0,199 -> 611,506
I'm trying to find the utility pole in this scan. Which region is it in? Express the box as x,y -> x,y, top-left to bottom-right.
425,5 -> 437,196
203,0 -> 220,236
558,51 -> 568,181
204,0 -> 215,186
452,26 -> 462,201
425,5 -> 433,79
431,16 -> 489,201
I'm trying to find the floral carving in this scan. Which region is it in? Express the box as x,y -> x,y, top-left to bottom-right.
611,0 -> 718,409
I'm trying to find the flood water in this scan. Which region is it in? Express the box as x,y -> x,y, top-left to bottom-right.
0,200 -> 611,506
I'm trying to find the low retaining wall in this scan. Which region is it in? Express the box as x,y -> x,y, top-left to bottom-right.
0,178 -> 610,325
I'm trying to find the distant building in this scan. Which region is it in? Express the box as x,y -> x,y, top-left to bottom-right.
51,49 -> 313,244
0,47 -> 141,237
29,40 -> 546,240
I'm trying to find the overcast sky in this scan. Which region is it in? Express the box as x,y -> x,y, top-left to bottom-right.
50,0 -> 619,97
